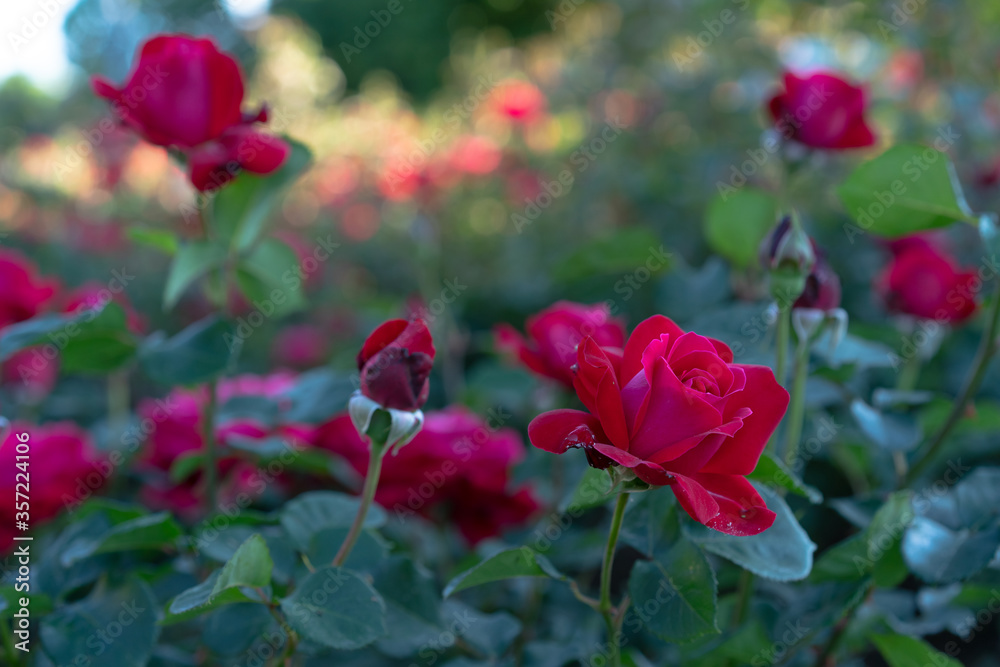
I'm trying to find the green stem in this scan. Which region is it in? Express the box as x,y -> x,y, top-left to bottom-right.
812,582 -> 873,667
905,293 -> 1000,486
201,379 -> 219,513
896,353 -> 921,392
775,303 -> 791,386
107,369 -> 130,438
333,435 -> 386,567
732,568 -> 754,627
784,338 -> 810,468
599,492 -> 629,667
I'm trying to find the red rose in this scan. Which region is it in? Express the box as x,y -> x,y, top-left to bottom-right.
0,422 -> 106,552
357,319 -> 435,411
91,34 -> 289,192
768,71 -> 876,150
495,301 -> 626,389
876,235 -> 978,323
0,248 -> 57,330
314,408 -> 539,545
528,315 -> 789,536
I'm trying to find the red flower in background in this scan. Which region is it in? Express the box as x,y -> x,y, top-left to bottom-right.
136,373 -> 314,520
0,248 -> 58,330
768,71 -> 876,150
91,34 -> 289,192
357,319 -> 435,411
877,235 -> 979,323
528,315 -> 788,536
315,408 -> 539,545
271,324 -> 330,369
495,301 -> 626,389
492,80 -> 547,124
0,423 -> 106,552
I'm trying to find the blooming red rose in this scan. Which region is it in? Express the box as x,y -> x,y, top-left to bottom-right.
0,248 -> 58,330
137,373 -> 314,519
0,422 -> 106,552
528,315 -> 789,536
495,301 -> 626,389
794,245 -> 842,312
314,408 -> 539,545
876,235 -> 978,323
768,71 -> 876,150
91,34 -> 289,192
357,319 -> 435,411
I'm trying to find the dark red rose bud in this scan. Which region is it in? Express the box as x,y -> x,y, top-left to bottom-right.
357,319 -> 436,411
768,71 -> 876,150
794,246 -> 842,311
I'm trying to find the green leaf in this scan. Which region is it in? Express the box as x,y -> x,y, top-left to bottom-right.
163,241 -> 228,309
234,238 -> 306,317
553,228 -> 670,283
684,482 -> 816,581
0,588 -> 52,618
163,572 -> 264,625
748,453 -> 823,503
61,512 -> 183,565
0,311 -> 87,361
40,577 -> 159,666
128,227 -> 179,255
59,303 -> 138,374
170,451 -> 206,483
139,315 -> 240,385
373,557 -> 445,658
280,566 -> 386,650
850,399 -> 922,452
202,604 -> 277,657
704,188 -> 778,268
627,540 -> 719,643
215,534 -> 274,590
867,491 -> 915,587
279,491 -> 386,553
837,143 -> 975,237
809,534 -> 871,583
902,467 -> 1000,583
210,139 -> 312,252
870,633 -> 963,667
444,548 -> 566,597
559,466 -> 613,514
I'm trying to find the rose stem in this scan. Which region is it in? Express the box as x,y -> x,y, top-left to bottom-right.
905,292 -> 1000,486
599,492 -> 629,667
784,336 -> 810,467
333,424 -> 388,567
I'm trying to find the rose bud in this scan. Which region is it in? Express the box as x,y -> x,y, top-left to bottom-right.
760,214 -> 816,304
351,319 -> 436,451
876,234 -> 978,324
494,301 -> 626,389
792,246 -> 848,346
768,71 -> 876,150
529,316 -> 789,536
91,34 -> 289,192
